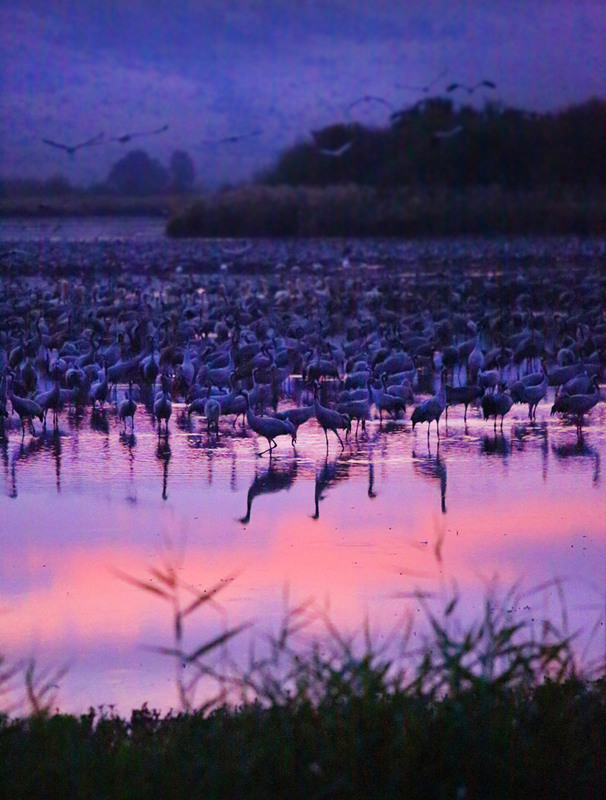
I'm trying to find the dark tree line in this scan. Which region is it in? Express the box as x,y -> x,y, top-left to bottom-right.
0,149 -> 196,199
105,149 -> 196,195
261,98 -> 606,190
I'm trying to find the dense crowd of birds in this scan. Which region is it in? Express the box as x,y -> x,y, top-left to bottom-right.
1,240 -> 604,452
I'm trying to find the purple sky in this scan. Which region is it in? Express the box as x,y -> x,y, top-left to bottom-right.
1,0 -> 605,188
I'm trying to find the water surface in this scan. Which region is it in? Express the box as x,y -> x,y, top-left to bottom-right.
1,400 -> 604,714
1,220 -> 605,714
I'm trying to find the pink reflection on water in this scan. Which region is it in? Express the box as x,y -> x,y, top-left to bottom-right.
1,406 -> 605,714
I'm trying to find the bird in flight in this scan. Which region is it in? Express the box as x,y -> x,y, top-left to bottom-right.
345,95 -> 394,117
447,80 -> 496,94
203,129 -> 262,145
107,124 -> 169,144
41,132 -> 105,157
432,125 -> 464,140
397,67 -> 448,93
318,141 -> 353,158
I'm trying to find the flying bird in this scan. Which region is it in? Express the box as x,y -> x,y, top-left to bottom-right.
397,67 -> 448,93
203,129 -> 262,145
107,124 -> 169,144
345,95 -> 394,118
318,141 -> 353,158
41,132 -> 105,157
447,80 -> 496,94
432,125 -> 464,140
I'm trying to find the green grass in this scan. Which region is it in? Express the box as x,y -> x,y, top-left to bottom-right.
2,573 -> 605,799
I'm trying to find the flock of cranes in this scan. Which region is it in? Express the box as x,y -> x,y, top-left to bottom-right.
41,69 -> 496,165
1,240 -> 603,459
41,125 -> 170,157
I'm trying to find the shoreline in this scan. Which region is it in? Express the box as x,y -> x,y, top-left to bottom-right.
1,185 -> 605,238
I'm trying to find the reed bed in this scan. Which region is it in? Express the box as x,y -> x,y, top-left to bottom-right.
167,184 -> 606,238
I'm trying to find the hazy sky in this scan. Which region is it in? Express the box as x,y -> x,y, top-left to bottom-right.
1,0 -> 605,188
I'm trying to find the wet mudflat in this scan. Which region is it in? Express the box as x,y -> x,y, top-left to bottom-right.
0,220 -> 605,714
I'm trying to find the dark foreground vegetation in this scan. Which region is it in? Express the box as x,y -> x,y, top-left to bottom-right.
2,586 -> 605,800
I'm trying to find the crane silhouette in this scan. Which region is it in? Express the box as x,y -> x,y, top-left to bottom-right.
447,80 -> 496,94
42,132 -> 105,157
313,381 -> 351,450
118,380 -> 137,432
345,95 -> 394,119
202,129 -> 262,145
239,460 -> 298,524
481,385 -> 514,430
411,373 -> 447,442
108,124 -> 169,144
312,456 -> 351,519
551,375 -> 601,434
241,390 -> 296,456
397,67 -> 448,93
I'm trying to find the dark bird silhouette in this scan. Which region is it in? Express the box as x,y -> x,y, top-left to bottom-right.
336,397 -> 370,437
345,95 -> 394,117
204,394 -> 221,435
7,374 -> 44,436
241,390 -> 296,456
313,382 -> 351,450
274,404 -> 315,437
154,374 -> 173,435
411,375 -> 447,442
118,380 -> 137,432
509,370 -> 547,420
312,456 -> 351,519
203,129 -> 262,145
550,375 -> 601,434
42,132 -> 105,156
481,386 -> 514,430
239,460 -> 298,524
397,67 -> 448,93
412,449 -> 447,514
108,124 -> 169,144
34,366 -> 62,430
447,80 -> 496,94
445,384 -> 483,423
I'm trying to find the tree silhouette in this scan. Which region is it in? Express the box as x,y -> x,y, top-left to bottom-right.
263,98 -> 606,191
169,150 -> 196,192
106,149 -> 169,196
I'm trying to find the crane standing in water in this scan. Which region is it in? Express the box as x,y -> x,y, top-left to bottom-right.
118,380 -> 137,432
241,390 -> 296,456
551,375 -> 601,434
313,381 -> 351,451
154,374 -> 173,435
411,372 -> 447,442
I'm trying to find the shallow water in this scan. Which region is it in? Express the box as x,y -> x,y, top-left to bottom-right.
1,219 -> 605,715
1,397 -> 605,715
